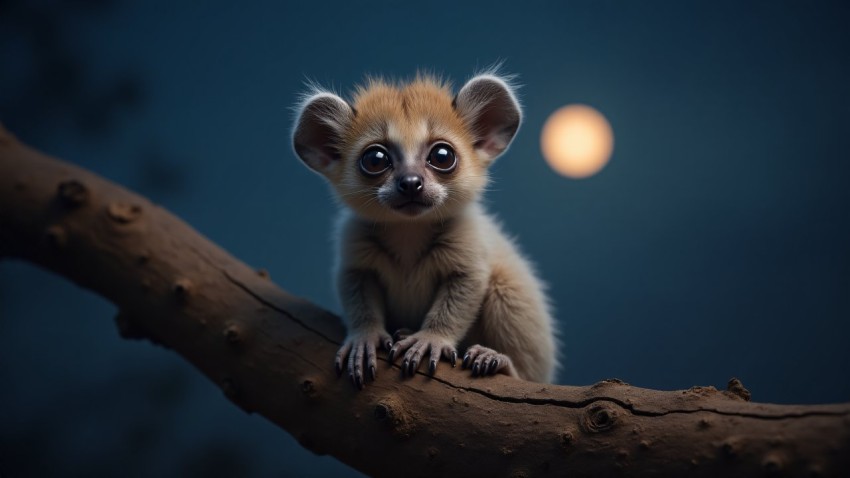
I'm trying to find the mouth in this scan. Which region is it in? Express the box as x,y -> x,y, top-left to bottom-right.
391,200 -> 433,216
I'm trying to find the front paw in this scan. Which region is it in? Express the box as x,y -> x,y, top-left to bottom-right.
462,345 -> 518,378
335,329 -> 393,390
388,331 -> 458,377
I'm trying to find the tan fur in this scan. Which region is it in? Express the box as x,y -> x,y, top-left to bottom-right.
293,71 -> 558,386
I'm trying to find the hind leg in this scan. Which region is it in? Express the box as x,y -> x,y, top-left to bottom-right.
462,264 -> 557,383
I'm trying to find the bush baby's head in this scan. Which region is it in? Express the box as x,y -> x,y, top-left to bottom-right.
292,71 -> 521,222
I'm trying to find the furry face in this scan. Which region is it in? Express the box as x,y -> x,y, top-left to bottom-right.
293,72 -> 521,222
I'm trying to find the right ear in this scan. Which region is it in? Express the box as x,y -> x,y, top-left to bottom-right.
453,72 -> 522,165
292,91 -> 354,176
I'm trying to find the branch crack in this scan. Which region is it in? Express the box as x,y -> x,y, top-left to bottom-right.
427,377 -> 850,420
221,268 -> 341,346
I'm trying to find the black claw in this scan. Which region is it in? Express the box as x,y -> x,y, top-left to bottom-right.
369,365 -> 376,381
349,373 -> 356,387
462,353 -> 471,369
472,362 -> 480,377
429,359 -> 437,375
388,349 -> 396,364
409,359 -> 417,376
355,375 -> 363,390
402,359 -> 409,375
450,351 -> 457,367
386,340 -> 393,351
488,359 -> 498,375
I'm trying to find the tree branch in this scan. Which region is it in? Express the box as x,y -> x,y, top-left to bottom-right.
1,125 -> 848,477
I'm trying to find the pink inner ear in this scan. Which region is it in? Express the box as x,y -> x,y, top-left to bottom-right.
474,138 -> 503,159
472,119 -> 519,161
302,145 -> 335,171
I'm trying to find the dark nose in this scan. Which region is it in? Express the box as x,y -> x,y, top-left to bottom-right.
397,175 -> 424,197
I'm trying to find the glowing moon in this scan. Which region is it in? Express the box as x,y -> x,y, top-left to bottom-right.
541,104 -> 614,178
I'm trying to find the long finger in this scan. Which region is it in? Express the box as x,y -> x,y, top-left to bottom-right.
443,347 -> 458,368
389,337 -> 415,365
402,341 -> 420,376
335,342 -> 353,376
406,342 -> 429,376
366,342 -> 378,382
350,342 -> 365,389
472,353 -> 490,377
428,346 -> 442,375
463,345 -> 483,369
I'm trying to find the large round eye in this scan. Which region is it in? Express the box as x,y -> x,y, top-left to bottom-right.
359,146 -> 392,176
427,143 -> 457,173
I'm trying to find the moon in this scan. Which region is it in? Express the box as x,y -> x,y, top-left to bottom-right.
540,104 -> 614,179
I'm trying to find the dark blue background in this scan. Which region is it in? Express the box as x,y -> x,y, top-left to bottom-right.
2,1 -> 848,476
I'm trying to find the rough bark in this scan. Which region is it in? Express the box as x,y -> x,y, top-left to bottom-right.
1,125 -> 848,478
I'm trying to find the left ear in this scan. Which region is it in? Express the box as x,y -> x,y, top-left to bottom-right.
454,74 -> 522,164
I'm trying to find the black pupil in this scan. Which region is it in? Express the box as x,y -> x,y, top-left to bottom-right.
433,147 -> 451,165
365,149 -> 387,171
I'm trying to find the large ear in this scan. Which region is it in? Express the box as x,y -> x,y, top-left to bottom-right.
292,90 -> 354,177
454,73 -> 522,164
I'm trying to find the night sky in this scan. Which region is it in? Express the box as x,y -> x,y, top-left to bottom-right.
1,1 -> 848,476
